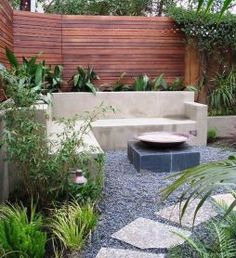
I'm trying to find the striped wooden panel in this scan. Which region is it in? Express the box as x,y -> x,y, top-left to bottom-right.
12,11 -> 185,89
0,0 -> 13,67
62,16 -> 185,87
13,11 -> 62,66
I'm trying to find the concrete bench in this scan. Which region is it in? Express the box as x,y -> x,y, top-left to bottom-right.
51,92 -> 208,150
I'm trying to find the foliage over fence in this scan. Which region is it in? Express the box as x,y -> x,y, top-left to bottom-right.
167,6 -> 236,51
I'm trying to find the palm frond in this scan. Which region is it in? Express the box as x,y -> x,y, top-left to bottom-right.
162,158 -> 236,224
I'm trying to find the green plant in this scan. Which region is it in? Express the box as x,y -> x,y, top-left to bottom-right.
0,67 -> 43,107
112,72 -> 132,91
133,74 -> 151,91
208,69 -> 236,115
152,73 -> 168,90
207,128 -> 217,143
1,74 -> 108,210
70,66 -> 99,94
152,74 -> 196,91
169,222 -> 236,258
45,65 -> 64,92
2,48 -> 63,94
162,154 -> 236,225
49,201 -> 98,251
0,203 -> 46,258
167,6 -> 236,52
45,0 -> 152,16
197,0 -> 233,18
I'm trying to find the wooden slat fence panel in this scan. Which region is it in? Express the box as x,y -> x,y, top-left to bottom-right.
62,16 -> 185,87
13,11 -> 62,66
0,0 -> 13,67
11,10 -> 186,90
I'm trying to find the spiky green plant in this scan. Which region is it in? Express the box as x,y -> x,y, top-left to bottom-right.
70,66 -> 99,94
48,201 -> 98,251
197,0 -> 233,18
169,219 -> 236,258
0,203 -> 46,258
133,74 -> 151,91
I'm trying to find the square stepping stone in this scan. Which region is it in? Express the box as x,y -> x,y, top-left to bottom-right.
156,199 -> 217,228
96,248 -> 165,258
128,141 -> 200,173
112,218 -> 191,249
212,193 -> 236,210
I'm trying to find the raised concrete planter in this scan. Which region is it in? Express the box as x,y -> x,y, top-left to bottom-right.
207,115 -> 236,138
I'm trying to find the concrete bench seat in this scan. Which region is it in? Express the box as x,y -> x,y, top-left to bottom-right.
92,117 -> 197,150
51,92 -> 208,150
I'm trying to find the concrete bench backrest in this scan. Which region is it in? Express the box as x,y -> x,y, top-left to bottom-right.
52,92 -> 194,119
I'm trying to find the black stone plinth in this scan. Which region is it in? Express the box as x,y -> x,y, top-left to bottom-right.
128,141 -> 200,173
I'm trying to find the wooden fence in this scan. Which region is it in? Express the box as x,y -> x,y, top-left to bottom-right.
0,0 -> 13,67
0,0 -> 198,90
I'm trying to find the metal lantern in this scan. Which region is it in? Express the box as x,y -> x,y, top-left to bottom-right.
73,169 -> 87,185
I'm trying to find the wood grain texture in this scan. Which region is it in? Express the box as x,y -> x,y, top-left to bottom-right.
13,11 -> 62,66
62,15 -> 185,87
11,9 -> 185,89
0,0 -> 13,67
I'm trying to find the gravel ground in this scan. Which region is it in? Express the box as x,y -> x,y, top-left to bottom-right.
81,146 -> 235,258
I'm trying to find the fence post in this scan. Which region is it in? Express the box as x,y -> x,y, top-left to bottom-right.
185,41 -> 200,86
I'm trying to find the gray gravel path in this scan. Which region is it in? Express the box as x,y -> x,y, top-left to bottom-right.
81,147 -> 234,258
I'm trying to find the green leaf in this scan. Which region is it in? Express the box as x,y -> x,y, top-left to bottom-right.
5,48 -> 19,69
197,0 -> 205,13
219,0 -> 233,20
86,81 -> 97,94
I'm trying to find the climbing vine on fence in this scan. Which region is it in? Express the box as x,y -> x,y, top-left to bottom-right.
167,6 -> 236,52
167,6 -> 236,105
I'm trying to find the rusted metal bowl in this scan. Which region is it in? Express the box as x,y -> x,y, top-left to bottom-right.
136,132 -> 189,148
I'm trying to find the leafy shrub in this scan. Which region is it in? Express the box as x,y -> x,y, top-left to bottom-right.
0,203 -> 46,258
1,71 -> 108,210
70,66 -> 99,94
49,201 -> 98,251
207,128 -> 217,143
208,69 -> 236,115
169,221 -> 236,258
1,48 -> 63,96
167,6 -> 236,52
169,200 -> 236,258
112,72 -> 132,91
132,73 -> 195,92
134,74 -> 152,91
46,0 -> 152,16
4,105 -> 107,210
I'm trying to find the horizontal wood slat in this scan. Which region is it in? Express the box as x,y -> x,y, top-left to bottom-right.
0,0 -> 13,67
13,11 -> 62,66
62,15 -> 185,84
9,7 -> 186,89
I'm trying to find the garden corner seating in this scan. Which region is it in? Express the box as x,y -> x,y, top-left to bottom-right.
48,91 -> 208,152
0,91 -> 207,202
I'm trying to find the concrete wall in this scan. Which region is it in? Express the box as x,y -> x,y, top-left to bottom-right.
208,116 -> 236,138
52,92 -> 207,147
52,92 -> 195,119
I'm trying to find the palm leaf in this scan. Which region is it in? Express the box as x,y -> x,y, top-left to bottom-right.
219,0 -> 233,19
197,0 -> 205,13
162,158 -> 236,222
